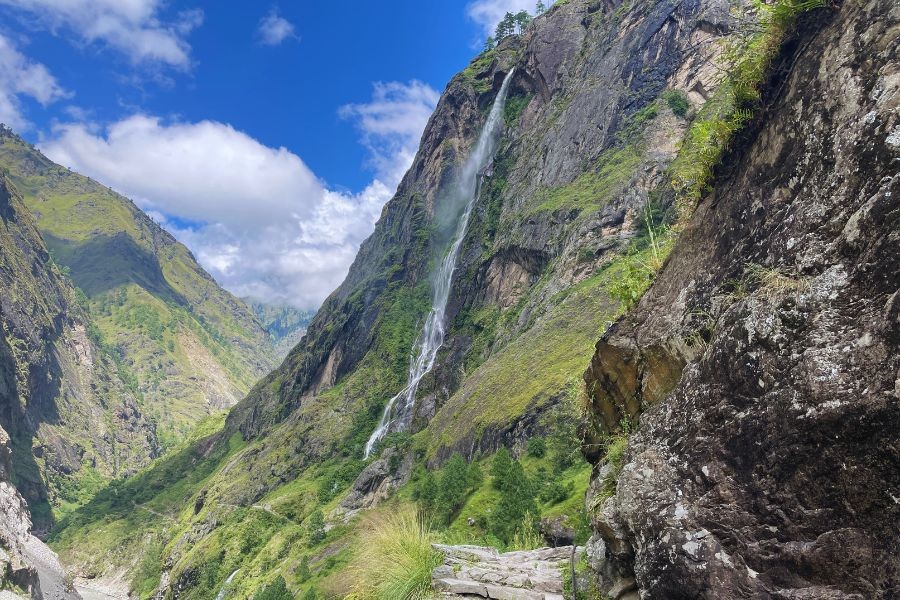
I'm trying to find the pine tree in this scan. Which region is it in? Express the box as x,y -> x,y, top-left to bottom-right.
514,10 -> 533,33
436,453 -> 471,524
490,459 -> 538,544
536,1 -> 547,14
484,35 -> 495,51
491,447 -> 513,489
306,509 -> 325,546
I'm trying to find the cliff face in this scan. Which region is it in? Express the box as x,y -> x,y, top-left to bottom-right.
0,129 -> 275,448
582,0 -> 900,597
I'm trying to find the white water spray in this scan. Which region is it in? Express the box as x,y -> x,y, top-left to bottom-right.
214,570 -> 239,600
365,69 -> 516,458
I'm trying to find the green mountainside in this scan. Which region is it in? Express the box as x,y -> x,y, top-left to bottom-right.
0,127 -> 276,448
248,301 -> 314,360
0,172 -> 157,531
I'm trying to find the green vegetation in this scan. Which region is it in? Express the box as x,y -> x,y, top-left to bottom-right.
503,92 -> 533,127
253,576 -> 293,600
663,89 -> 690,118
671,0 -> 828,213
347,510 -> 441,600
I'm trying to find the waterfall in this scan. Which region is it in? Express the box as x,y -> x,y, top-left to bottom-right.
365,68 -> 516,458
214,570 -> 239,600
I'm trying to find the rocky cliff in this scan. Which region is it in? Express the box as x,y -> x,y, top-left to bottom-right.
582,0 -> 900,597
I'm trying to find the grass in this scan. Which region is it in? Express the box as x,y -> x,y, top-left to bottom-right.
671,0 -> 828,215
347,509 -> 441,600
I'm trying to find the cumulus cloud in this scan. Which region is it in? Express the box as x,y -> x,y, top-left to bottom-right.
256,8 -> 297,46
467,0 -> 550,37
0,0 -> 203,67
0,34 -> 68,129
41,81 -> 439,309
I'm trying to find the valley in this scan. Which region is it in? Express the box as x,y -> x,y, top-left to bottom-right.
1,0 -> 897,599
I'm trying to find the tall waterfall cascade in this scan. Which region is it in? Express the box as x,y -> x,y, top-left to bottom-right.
364,69 -> 516,458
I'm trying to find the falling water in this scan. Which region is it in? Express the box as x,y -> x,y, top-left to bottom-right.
365,68 -> 516,458
214,570 -> 239,600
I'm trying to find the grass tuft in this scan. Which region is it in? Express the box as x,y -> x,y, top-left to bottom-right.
348,510 -> 441,600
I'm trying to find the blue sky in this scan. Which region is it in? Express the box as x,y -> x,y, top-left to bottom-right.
0,0 -> 544,308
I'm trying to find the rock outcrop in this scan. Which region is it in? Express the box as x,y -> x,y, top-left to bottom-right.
1,426 -> 79,599
582,0 -> 900,597
432,544 -> 576,599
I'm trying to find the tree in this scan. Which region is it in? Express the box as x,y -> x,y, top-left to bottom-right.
536,1 -> 547,14
436,453 -> 471,524
297,555 -> 311,583
484,35 -> 495,51
490,459 -> 538,544
414,468 -> 438,513
491,447 -> 513,489
468,461 -> 484,489
306,509 -> 325,546
514,10 -> 533,33
494,12 -> 515,40
253,576 -> 293,600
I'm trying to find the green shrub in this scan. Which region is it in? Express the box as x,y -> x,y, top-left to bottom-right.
663,89 -> 690,117
253,576 -> 292,600
306,509 -> 325,546
527,437 -> 547,458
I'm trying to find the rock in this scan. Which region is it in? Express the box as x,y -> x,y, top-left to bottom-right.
582,0 -> 900,597
431,544 -> 580,599
539,516 -> 576,546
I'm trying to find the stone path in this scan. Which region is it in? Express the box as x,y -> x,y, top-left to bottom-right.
432,544 -> 578,599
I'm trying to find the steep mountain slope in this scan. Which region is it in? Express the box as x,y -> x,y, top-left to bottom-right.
0,128 -> 275,448
248,302 -> 313,360
582,0 -> 900,597
49,0 -> 763,596
0,172 -> 158,535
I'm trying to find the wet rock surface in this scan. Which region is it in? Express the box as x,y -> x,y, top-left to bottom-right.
432,544 -> 578,599
583,0 -> 900,597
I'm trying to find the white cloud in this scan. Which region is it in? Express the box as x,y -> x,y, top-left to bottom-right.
41,81 -> 439,309
467,0 -> 548,37
0,0 -> 203,68
256,8 -> 297,46
340,80 -> 439,184
0,34 -> 68,130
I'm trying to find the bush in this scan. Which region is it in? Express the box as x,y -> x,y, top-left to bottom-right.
527,437 -> 547,458
663,89 -> 690,117
253,576 -> 293,600
348,510 -> 441,600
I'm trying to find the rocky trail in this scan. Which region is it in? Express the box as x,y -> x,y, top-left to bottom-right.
431,545 -> 579,599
